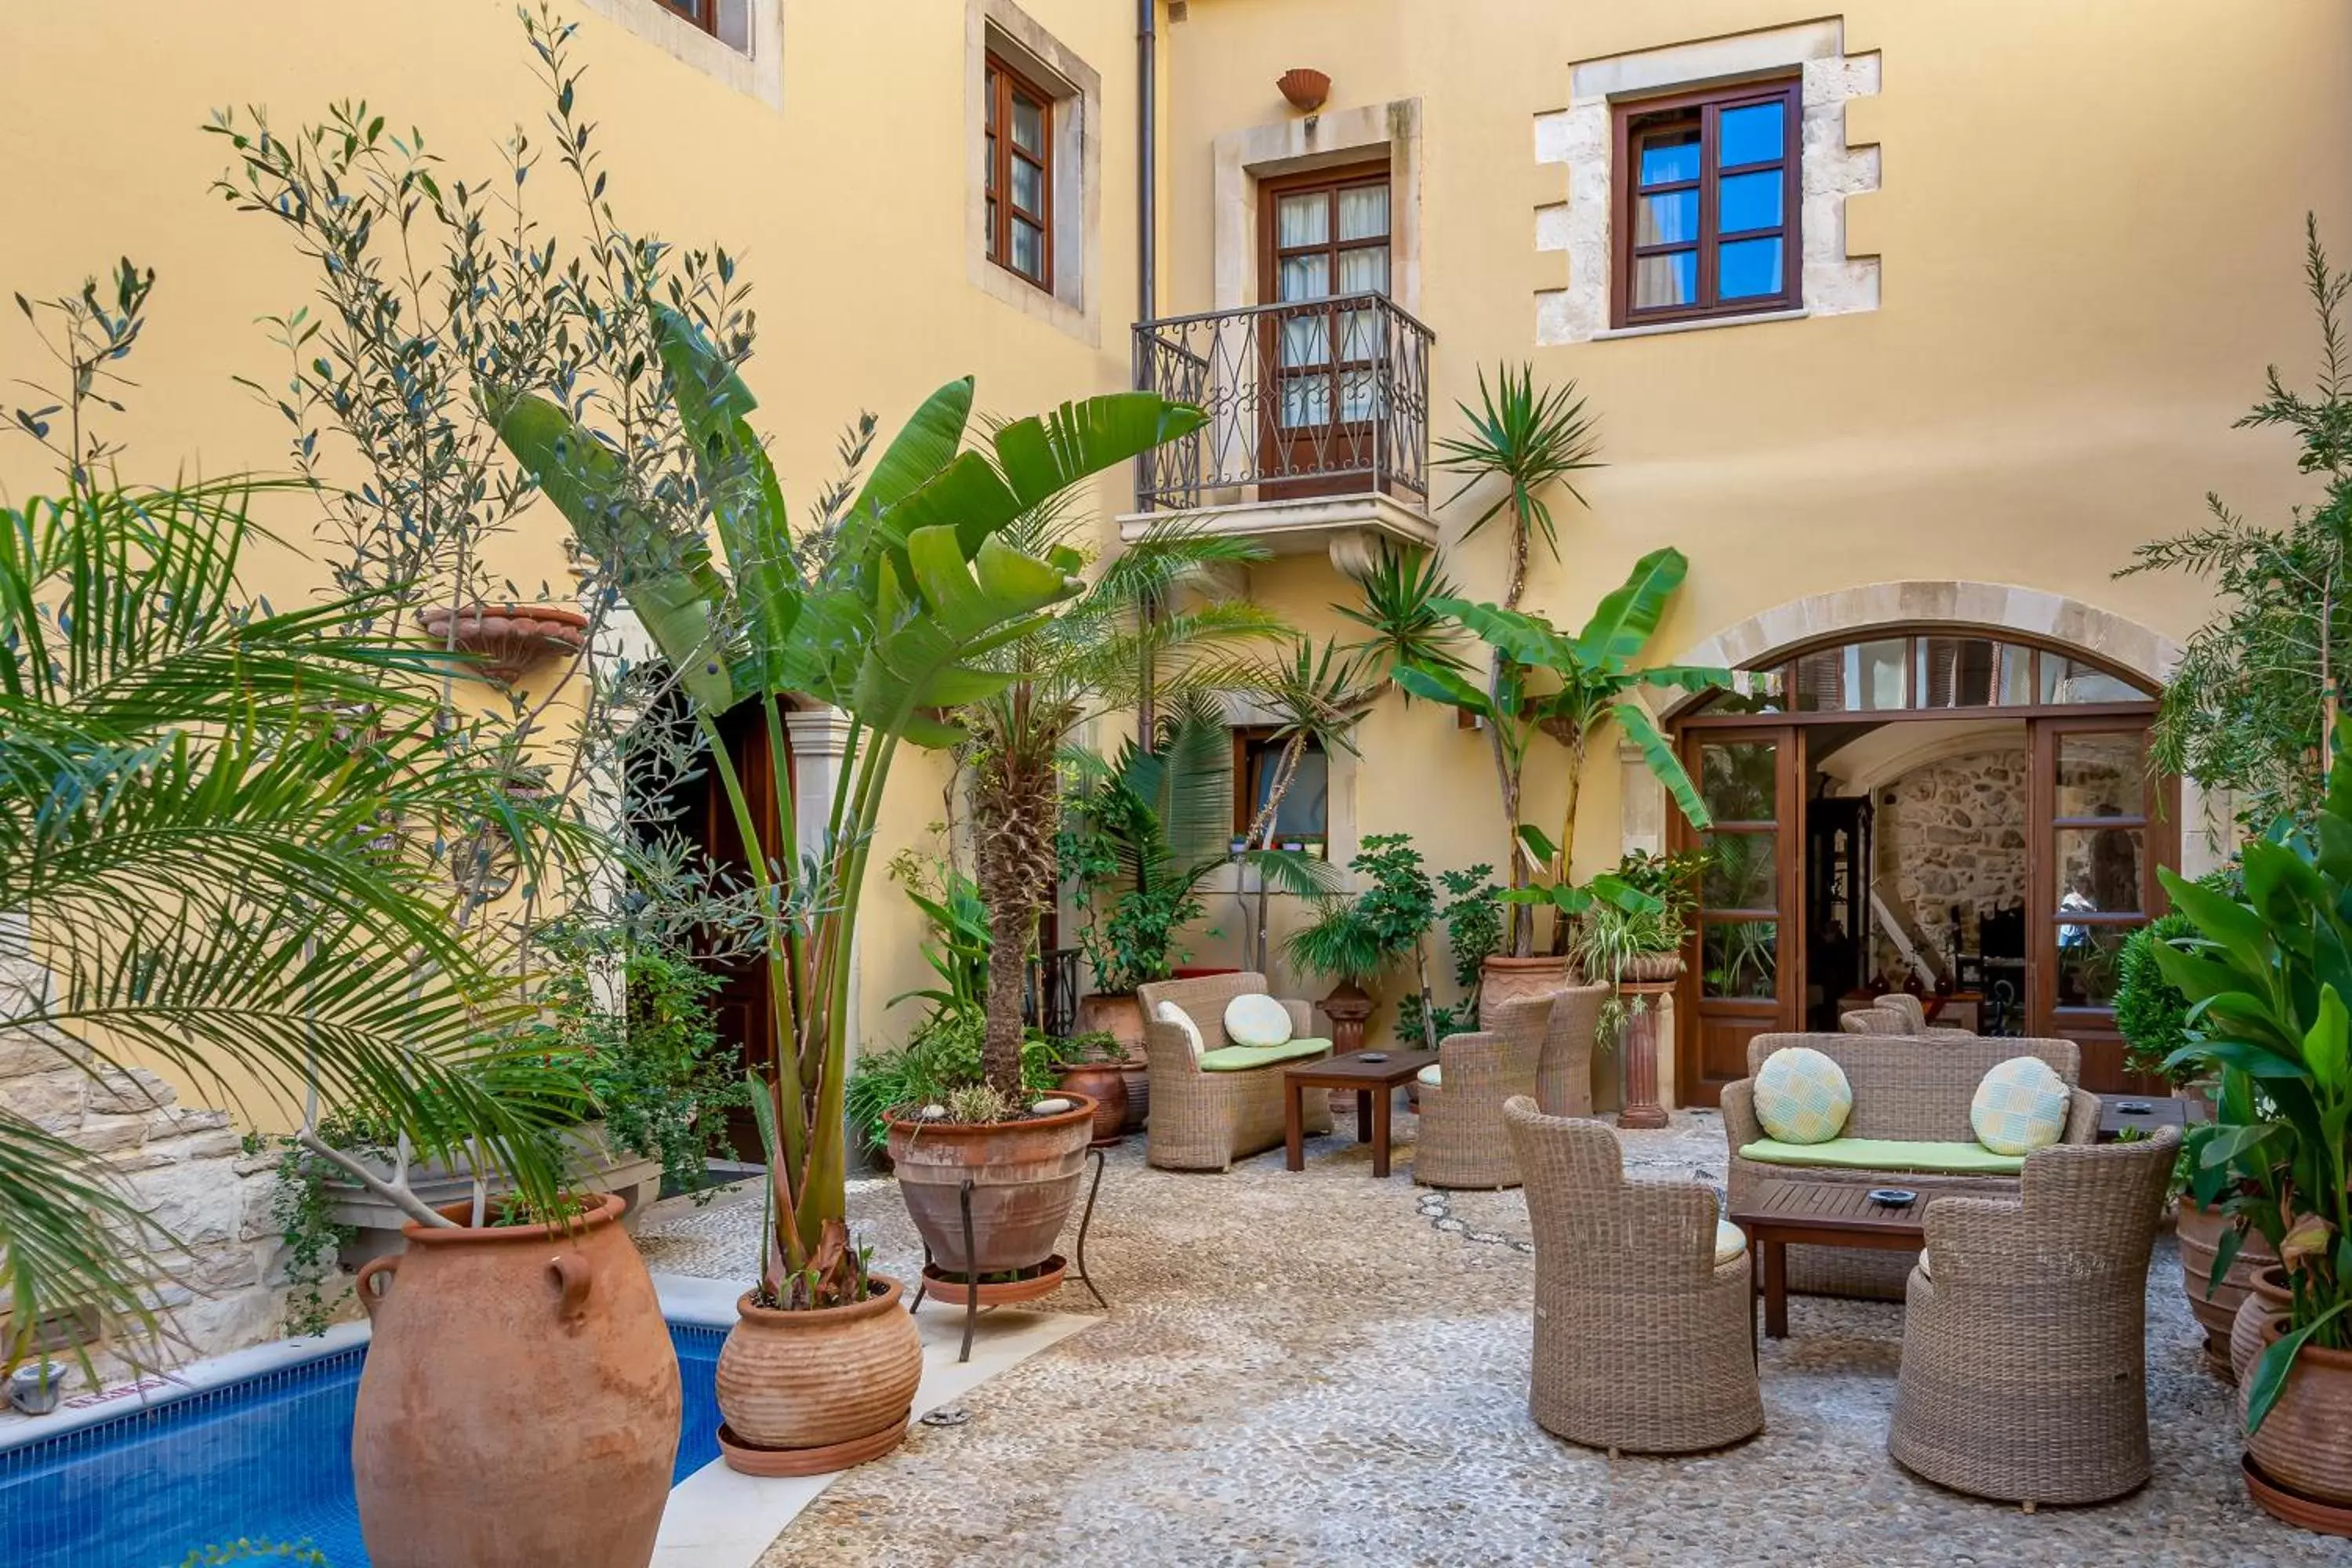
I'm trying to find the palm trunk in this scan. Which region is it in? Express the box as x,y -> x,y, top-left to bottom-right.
1547,733 -> 1587,956
1241,730 -> 1311,973
971,695 -> 1062,1104
1488,652 -> 1529,956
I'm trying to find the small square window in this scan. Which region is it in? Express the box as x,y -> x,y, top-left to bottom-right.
985,53 -> 1054,291
1613,79 -> 1802,327
1234,730 -> 1329,855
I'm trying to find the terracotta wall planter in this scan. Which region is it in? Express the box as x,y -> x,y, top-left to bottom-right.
884,1098 -> 1095,1276
350,1192 -> 678,1568
2178,1198 -> 2281,1370
419,601 -> 590,684
2243,1313 -> 2352,1520
714,1277 -> 923,1476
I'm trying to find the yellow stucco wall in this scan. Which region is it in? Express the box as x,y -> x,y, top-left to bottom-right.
0,0 -> 1141,1120
1153,0 -> 2352,1025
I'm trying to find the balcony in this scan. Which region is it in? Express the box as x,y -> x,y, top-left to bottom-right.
1126,293 -> 1437,575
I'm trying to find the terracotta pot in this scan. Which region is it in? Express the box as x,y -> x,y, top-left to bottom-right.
1054,1063 -> 1128,1145
1171,965 -> 1239,980
1319,981 -> 1376,1053
714,1276 -> 923,1475
1481,955 -> 1571,1016
1621,951 -> 1686,984
885,1097 -> 1095,1276
1076,992 -> 1145,1055
2244,1312 -> 2352,1512
419,601 -> 590,684
2178,1198 -> 2281,1366
1277,67 -> 1330,112
1116,1060 -> 1149,1131
350,1193 -> 678,1568
2231,1265 -> 2297,1384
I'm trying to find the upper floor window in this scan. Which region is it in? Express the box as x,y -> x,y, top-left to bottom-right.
653,0 -> 718,33
1234,730 -> 1330,855
985,53 -> 1054,289
1611,78 -> 1801,327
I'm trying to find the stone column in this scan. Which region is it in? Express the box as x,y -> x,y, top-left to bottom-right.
784,706 -> 861,1054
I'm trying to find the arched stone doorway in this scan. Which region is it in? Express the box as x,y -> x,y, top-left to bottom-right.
1631,583 -> 2218,1103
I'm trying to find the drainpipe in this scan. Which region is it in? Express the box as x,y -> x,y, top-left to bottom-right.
1135,0 -> 1160,739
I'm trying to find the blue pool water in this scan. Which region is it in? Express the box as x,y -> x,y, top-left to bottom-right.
0,1320 -> 725,1568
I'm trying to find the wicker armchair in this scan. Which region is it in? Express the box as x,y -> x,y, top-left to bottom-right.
1412,993 -> 1552,1189
1888,1127 -> 2180,1505
1535,982 -> 1610,1116
1136,971 -> 1331,1171
1722,1033 -> 2100,1299
1878,991 -> 1975,1037
1504,1098 -> 1763,1454
1838,1006 -> 1909,1035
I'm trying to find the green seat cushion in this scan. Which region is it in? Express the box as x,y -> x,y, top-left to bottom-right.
1737,1137 -> 2026,1176
1198,1037 -> 1332,1073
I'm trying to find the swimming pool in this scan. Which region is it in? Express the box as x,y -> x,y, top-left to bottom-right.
0,1320 -> 726,1567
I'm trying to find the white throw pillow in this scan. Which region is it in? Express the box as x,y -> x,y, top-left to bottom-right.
1222,993 -> 1294,1048
1751,1047 -> 1853,1145
1970,1055 -> 2071,1156
1155,1000 -> 1204,1058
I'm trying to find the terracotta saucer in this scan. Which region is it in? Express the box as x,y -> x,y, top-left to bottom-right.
717,1417 -> 909,1477
918,1255 -> 1069,1307
2244,1454 -> 2352,1537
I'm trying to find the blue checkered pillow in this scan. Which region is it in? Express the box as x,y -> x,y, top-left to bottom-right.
1970,1056 -> 2070,1155
1752,1047 -> 1853,1145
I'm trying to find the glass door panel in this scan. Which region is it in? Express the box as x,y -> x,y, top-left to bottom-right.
1677,728 -> 1802,1107
2027,718 -> 2176,1093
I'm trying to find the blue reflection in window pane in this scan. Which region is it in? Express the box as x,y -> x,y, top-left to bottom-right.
1639,131 -> 1700,187
1718,169 -> 1782,235
1719,102 -> 1785,168
1636,191 -> 1697,246
1719,237 -> 1783,299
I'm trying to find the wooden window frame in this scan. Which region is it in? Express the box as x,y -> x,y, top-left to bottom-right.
1255,160 -> 1393,495
655,0 -> 720,36
985,52 -> 1055,292
1610,78 -> 1802,328
1232,727 -> 1330,848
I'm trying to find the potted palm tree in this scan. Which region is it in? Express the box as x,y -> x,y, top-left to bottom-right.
1395,548 -> 1730,1001
503,294 -> 1207,1468
884,524 -> 1279,1301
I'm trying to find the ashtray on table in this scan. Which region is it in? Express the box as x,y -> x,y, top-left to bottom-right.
1867,1188 -> 1918,1208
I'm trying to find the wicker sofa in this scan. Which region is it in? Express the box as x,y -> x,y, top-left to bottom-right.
1411,993 -> 1553,1189
1136,972 -> 1332,1172
1888,1128 -> 2180,1504
1504,1098 -> 1763,1454
1722,1032 -> 2100,1299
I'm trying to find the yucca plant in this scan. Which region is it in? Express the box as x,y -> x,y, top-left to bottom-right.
1436,364 -> 1602,612
498,302 -> 1205,1302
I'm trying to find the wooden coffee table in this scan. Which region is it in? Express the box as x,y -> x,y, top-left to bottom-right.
1282,1049 -> 1438,1179
1727,1179 -> 1928,1339
2096,1092 -> 2209,1141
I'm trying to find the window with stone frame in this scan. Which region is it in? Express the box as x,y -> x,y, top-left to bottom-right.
985,51 -> 1055,290
1611,78 -> 1802,327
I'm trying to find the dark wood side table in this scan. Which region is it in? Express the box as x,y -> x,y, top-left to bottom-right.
2096,1093 -> 2209,1142
1281,1049 -> 1438,1179
1727,1179 -> 1927,1339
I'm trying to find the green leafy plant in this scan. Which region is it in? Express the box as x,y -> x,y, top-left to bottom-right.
888,852 -> 993,1033
1435,364 -> 1601,612
2153,757 -> 2352,1434
2119,217 -> 2352,836
844,1016 -> 1061,1155
1394,866 -> 1504,1041
1047,1029 -> 1129,1066
1286,834 -> 1443,1047
1395,548 -> 1730,953
2114,911 -> 2200,1083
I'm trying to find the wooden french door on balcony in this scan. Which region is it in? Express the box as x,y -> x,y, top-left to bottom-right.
1258,162 -> 1390,498
1675,725 -> 1806,1107
2025,716 -> 2180,1093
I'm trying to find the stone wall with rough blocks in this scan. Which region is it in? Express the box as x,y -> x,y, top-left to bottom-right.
1871,749 -> 2027,982
0,927 -> 288,1390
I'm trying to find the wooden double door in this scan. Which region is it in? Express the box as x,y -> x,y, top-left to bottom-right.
1673,715 -> 2177,1104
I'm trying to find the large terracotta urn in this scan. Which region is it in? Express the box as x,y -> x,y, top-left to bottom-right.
351,1193 -> 678,1568
2243,1312 -> 2352,1524
2178,1198 -> 2281,1370
715,1277 -> 924,1476
886,1098 -> 1096,1283
1054,1062 -> 1129,1146
1481,954 -> 1572,1015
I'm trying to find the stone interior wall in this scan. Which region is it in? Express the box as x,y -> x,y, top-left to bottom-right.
1870,748 -> 2027,982
0,935 -> 287,1392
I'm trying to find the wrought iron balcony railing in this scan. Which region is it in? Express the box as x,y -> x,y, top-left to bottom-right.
1131,292 -> 1434,514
